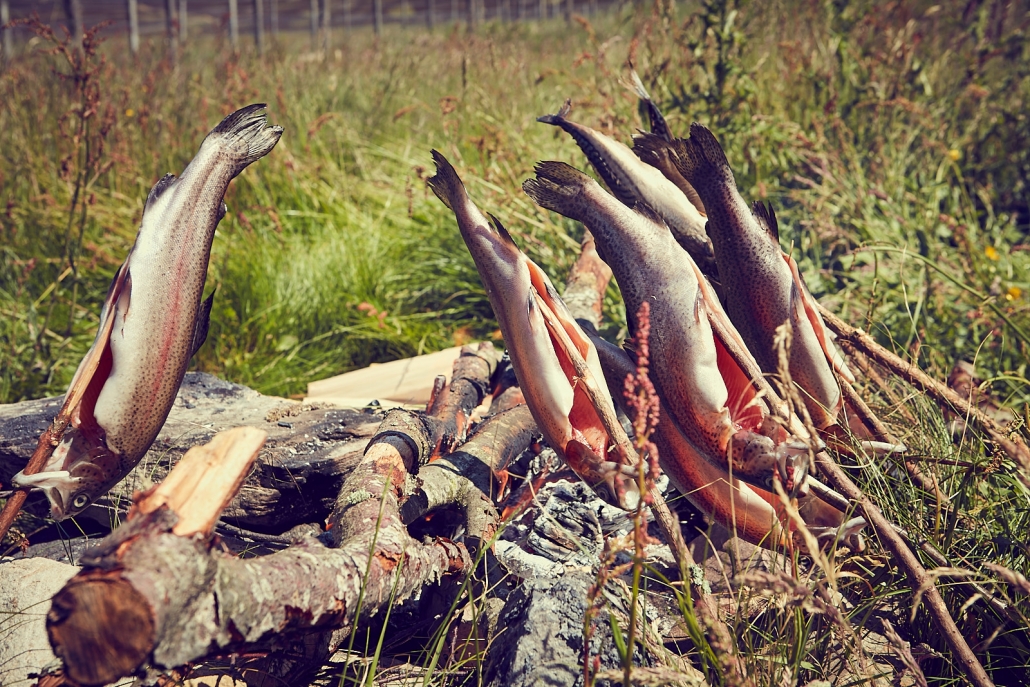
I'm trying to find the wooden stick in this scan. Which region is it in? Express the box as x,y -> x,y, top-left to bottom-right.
0,416 -> 68,543
814,452 -> 995,687
818,304 -> 1030,486
837,375 -> 945,502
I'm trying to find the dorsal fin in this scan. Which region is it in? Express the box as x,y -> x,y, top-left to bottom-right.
631,200 -> 667,229
487,212 -> 519,250
145,174 -> 177,211
751,201 -> 779,242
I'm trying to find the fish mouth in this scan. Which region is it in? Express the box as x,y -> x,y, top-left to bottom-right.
11,469 -> 80,520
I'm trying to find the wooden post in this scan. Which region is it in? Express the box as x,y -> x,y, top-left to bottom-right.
466,0 -> 474,28
179,0 -> 188,42
229,0 -> 239,50
450,0 -> 457,23
322,0 -> 331,53
270,0 -> 278,37
374,0 -> 383,34
127,0 -> 139,55
165,0 -> 178,61
67,0 -> 84,52
344,0 -> 351,33
309,0 -> 318,49
538,0 -> 546,20
254,0 -> 264,53
426,0 -> 434,29
1,0 -> 12,62
565,0 -> 572,21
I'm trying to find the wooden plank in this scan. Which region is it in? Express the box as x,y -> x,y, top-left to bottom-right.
305,346 -> 468,407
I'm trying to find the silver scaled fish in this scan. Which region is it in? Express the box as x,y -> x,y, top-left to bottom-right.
13,104 -> 283,519
427,151 -> 640,510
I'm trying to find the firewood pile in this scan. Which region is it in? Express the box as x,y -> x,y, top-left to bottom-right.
2,96 -> 1028,687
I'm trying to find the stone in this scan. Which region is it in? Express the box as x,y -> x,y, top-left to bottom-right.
0,556 -> 79,686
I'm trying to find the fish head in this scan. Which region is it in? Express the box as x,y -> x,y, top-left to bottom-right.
12,428 -> 118,520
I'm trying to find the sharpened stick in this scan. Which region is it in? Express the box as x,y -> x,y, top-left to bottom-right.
818,303 -> 1030,487
814,452 -> 995,687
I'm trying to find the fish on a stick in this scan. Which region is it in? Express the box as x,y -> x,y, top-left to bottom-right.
12,105 -> 283,520
537,100 -> 718,279
523,161 -> 813,495
427,151 -> 640,510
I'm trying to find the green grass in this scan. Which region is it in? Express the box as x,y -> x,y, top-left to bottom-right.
2,0 -> 1030,684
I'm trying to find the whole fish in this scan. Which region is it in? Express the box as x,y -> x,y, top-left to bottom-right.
536,101 -> 718,279
523,160 -> 815,494
625,72 -> 707,217
13,104 -> 283,519
668,124 -> 854,429
427,151 -> 640,510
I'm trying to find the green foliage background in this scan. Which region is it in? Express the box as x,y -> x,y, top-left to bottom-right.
2,1 -> 1030,683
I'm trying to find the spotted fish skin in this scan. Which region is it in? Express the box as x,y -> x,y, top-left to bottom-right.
13,105 -> 283,519
536,101 -> 717,279
671,123 -> 853,428
427,151 -> 639,510
523,161 -> 809,493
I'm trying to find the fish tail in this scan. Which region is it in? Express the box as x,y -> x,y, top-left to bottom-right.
211,103 -> 284,170
628,71 -> 673,142
631,131 -> 672,167
426,149 -> 467,211
674,123 -> 733,189
522,161 -> 592,215
536,98 -> 573,126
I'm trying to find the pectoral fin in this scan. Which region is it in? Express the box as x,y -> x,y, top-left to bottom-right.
191,289 -> 216,358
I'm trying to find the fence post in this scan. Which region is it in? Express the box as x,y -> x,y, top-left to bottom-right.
179,0 -> 188,42
271,0 -> 278,38
344,0 -> 351,33
67,0 -> 84,52
374,0 -> 382,35
565,0 -> 572,21
254,0 -> 265,53
1,0 -> 12,61
426,0 -> 434,29
322,0 -> 331,53
538,0 -> 545,20
310,0 -> 318,49
229,0 -> 239,50
165,0 -> 178,61
126,0 -> 139,55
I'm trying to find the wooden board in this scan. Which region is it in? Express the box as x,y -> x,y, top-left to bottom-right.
304,346 -> 467,408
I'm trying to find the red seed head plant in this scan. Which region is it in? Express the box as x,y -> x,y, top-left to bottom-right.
583,301 -> 663,687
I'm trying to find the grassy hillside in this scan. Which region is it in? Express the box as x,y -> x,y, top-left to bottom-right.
1,1 -> 1029,683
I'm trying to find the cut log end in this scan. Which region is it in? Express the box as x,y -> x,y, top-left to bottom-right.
47,571 -> 155,687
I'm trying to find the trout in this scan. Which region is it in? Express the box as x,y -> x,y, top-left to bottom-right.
669,124 -> 854,429
536,101 -> 718,279
427,151 -> 640,510
523,161 -> 811,494
13,104 -> 283,519
592,334 -> 865,551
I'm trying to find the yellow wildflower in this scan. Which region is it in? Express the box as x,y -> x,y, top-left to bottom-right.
125,108 -> 135,118
948,149 -> 961,161
985,246 -> 1000,261
1007,286 -> 1022,301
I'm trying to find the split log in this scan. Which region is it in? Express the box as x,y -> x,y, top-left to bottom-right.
425,342 -> 502,457
45,414 -> 472,686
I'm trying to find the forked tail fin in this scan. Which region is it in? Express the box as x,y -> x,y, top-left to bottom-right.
426,149 -> 467,211
522,161 -> 594,218
211,103 -> 283,171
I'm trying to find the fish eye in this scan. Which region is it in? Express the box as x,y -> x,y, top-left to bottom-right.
71,493 -> 90,510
